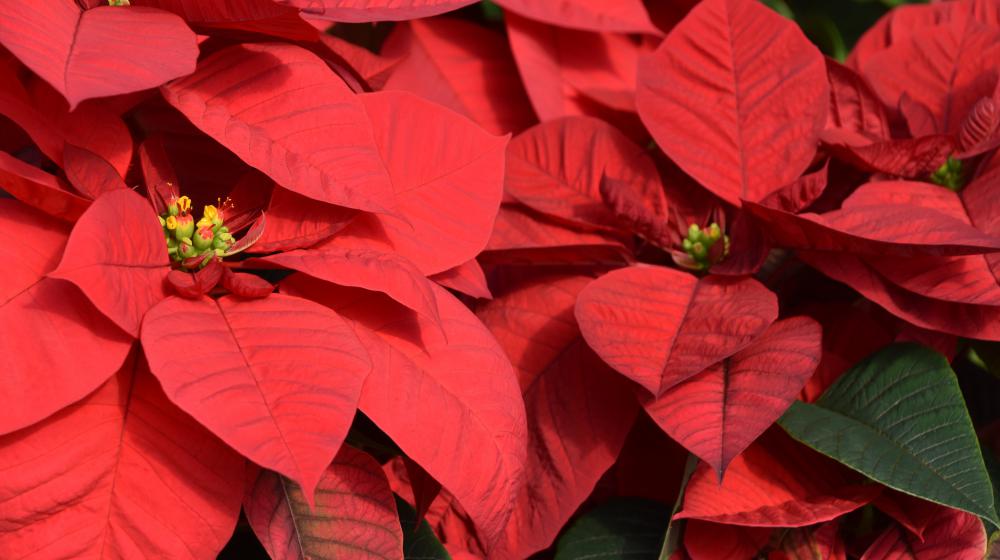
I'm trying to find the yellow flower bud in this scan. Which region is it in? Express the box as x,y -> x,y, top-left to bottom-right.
165,215 -> 178,230
177,196 -> 192,214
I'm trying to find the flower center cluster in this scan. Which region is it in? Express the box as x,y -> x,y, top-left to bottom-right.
160,195 -> 235,267
930,156 -> 964,191
681,222 -> 729,271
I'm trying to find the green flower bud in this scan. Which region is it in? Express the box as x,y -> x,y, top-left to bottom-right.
688,224 -> 701,239
174,214 -> 195,241
193,225 -> 215,251
177,238 -> 195,258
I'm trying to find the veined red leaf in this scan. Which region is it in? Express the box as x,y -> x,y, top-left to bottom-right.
0,199 -> 132,434
800,250 -> 1000,340
280,276 -> 526,549
167,258 -> 225,299
130,0 -> 317,41
161,43 -> 397,214
744,200 -> 1000,257
317,34 -> 401,91
325,91 -> 508,275
873,491 -> 941,541
0,356 -> 244,559
244,446 -> 403,560
847,1 -> 951,71
778,521 -> 846,560
430,259 -> 492,300
494,0 -> 660,34
250,245 -> 441,324
826,59 -> 891,144
477,274 -> 639,558
861,505 -> 986,560
483,203 -> 629,264
0,1 -> 198,108
758,162 -> 829,214
645,316 -> 822,476
49,189 -> 169,337
221,269 -> 274,300
140,293 -> 372,500
800,304 -> 894,402
62,144 -> 127,200
823,134 -> 955,178
684,521 -> 770,560
248,185 -> 357,253
863,17 -> 1000,136
505,116 -> 666,232
0,150 -> 89,221
675,431 -> 880,526
278,0 -> 479,22
382,18 -> 535,135
575,265 -> 778,395
636,0 -> 828,206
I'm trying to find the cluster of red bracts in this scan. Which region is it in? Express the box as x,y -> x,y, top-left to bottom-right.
0,0 -> 998,559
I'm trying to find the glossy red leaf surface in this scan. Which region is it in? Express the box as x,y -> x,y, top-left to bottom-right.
575,265 -> 778,395
0,356 -> 244,559
861,505 -> 986,560
329,91 -> 508,275
0,2 -> 198,108
281,276 -> 526,549
252,245 -> 441,324
684,520 -> 770,560
140,293 -> 372,500
676,432 -> 880,526
62,144 -> 128,200
244,446 -> 403,560
824,134 -> 955,178
50,189 -> 169,337
505,116 -> 666,231
382,18 -> 535,135
0,150 -> 89,221
645,316 -> 822,475
494,0 -> 660,34
279,0 -> 479,22
826,59 -> 891,144
161,43 -> 397,214
477,274 -> 639,558
0,199 -> 132,435
636,0 -> 828,206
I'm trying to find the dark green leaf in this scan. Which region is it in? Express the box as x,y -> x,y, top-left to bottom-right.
779,343 -> 999,530
396,496 -> 451,560
555,498 -> 670,560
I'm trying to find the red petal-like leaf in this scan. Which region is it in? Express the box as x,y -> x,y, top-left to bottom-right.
252,245 -> 441,324
0,150 -> 89,221
0,355 -> 244,559
279,0 -> 479,22
244,446 -> 403,560
636,0 -> 828,206
506,116 -> 666,231
382,18 -> 535,135
62,144 -> 128,200
431,259 -> 492,300
826,59 -> 891,144
575,265 -> 778,395
161,43 -> 396,214
494,0 -> 660,34
327,90 -> 508,275
250,185 -> 357,253
280,276 -> 526,549
167,258 -> 225,299
676,431 -> 880,526
744,200 -> 1000,257
684,521 -> 770,560
863,17 -> 1000,136
140,294 -> 372,500
221,269 -> 275,300
483,203 -> 629,264
131,0 -> 316,41
861,505 -> 986,560
49,189 -> 169,337
779,521 -> 847,560
0,2 -> 198,108
800,304 -> 894,402
0,199 -> 132,434
873,491 -> 940,541
823,134 -> 955,178
645,316 -> 822,475
477,274 -> 639,558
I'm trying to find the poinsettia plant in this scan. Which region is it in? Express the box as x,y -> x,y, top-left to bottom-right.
1,0 -> 1000,559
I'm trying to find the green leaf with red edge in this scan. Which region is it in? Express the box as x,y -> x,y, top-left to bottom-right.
160,43 -> 397,215
49,189 -> 170,337
645,316 -> 822,476
140,293 -> 372,503
675,431 -> 880,527
636,0 -> 828,207
280,275 -> 526,551
575,265 -> 778,396
0,354 -> 244,559
0,1 -> 198,108
477,273 -> 639,558
779,343 -> 1000,529
0,199 -> 132,435
244,446 -> 403,560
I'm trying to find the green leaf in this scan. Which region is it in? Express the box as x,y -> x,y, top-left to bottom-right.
395,496 -> 451,560
779,343 -> 999,530
555,498 -> 671,560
